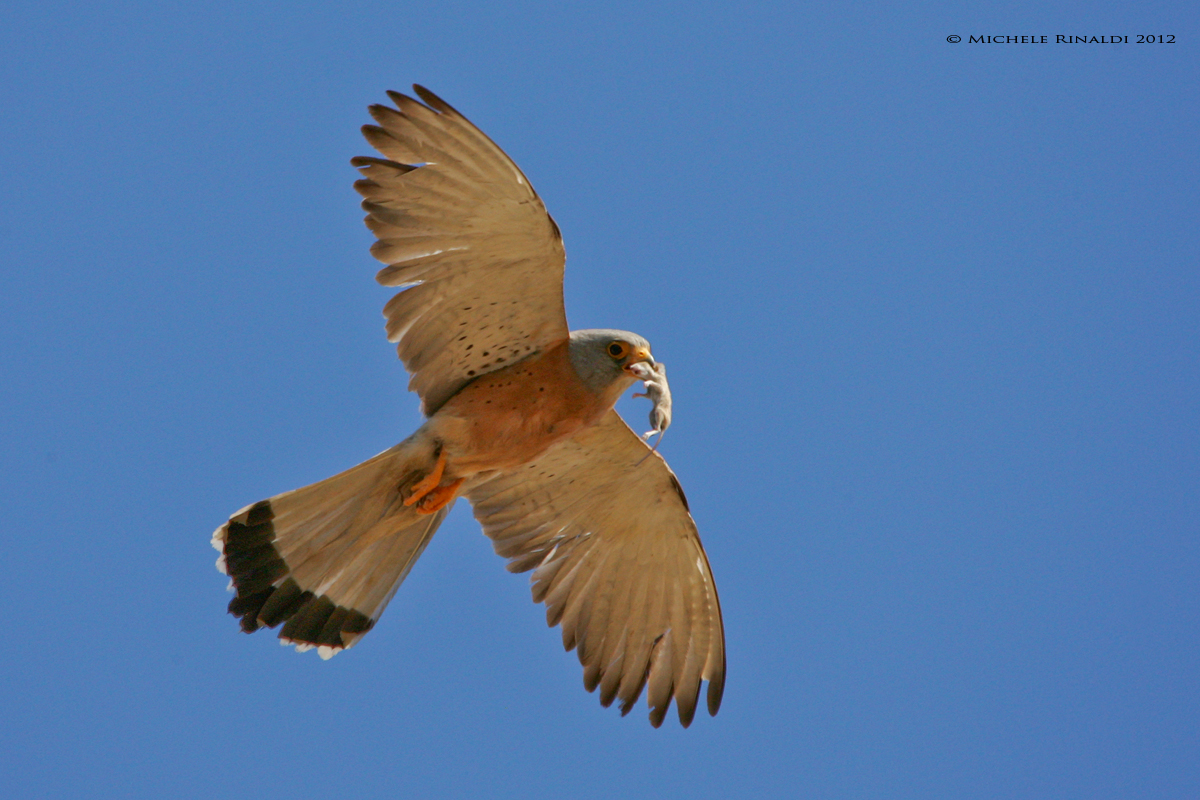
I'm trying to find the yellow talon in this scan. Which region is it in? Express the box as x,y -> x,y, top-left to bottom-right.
404,447 -> 447,507
415,478 -> 464,515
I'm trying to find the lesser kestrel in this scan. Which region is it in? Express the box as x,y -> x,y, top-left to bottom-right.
212,87 -> 725,727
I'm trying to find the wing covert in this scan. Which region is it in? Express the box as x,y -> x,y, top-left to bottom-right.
354,86 -> 569,415
465,411 -> 726,727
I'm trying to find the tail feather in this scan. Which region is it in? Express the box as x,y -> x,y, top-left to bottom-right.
213,442 -> 449,659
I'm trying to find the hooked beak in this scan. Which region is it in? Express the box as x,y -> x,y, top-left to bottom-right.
623,346 -> 654,373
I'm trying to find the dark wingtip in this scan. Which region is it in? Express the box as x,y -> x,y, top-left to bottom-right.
368,103 -> 405,127
361,123 -> 388,141
350,155 -> 416,173
385,89 -> 415,110
350,155 -> 391,168
677,699 -> 697,728
412,85 -> 459,117
707,674 -> 725,716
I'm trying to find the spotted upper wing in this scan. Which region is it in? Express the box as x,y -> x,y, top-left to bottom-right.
354,86 -> 569,415
465,410 -> 726,727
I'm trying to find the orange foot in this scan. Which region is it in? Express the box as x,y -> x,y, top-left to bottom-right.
415,478 -> 464,515
403,447 -> 447,507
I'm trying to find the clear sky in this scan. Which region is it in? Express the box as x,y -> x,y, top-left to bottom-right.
2,1 -> 1197,798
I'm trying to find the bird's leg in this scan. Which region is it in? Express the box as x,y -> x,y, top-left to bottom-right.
415,478 -> 465,515
403,445 -> 447,507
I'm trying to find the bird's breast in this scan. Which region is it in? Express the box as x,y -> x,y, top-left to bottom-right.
432,341 -> 608,474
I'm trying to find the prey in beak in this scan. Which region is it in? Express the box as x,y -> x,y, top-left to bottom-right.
622,346 -> 655,375
628,360 -> 672,458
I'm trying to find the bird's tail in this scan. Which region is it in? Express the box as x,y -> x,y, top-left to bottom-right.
212,435 -> 449,659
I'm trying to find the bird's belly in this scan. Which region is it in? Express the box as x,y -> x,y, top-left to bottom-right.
431,344 -> 603,475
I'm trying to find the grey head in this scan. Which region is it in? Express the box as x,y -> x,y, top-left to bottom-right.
568,328 -> 655,395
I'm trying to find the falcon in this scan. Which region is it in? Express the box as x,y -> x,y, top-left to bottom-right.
212,86 -> 725,727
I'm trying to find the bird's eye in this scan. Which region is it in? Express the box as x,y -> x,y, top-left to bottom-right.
607,341 -> 629,358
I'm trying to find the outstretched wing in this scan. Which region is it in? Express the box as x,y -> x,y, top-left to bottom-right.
354,86 -> 569,415
465,410 -> 726,727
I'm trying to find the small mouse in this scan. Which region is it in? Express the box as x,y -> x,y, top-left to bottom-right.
628,361 -> 671,450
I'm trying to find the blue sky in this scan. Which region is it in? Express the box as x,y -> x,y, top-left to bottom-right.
2,1 -> 1197,798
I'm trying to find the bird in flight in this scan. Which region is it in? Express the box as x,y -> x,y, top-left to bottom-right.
212,86 -> 725,727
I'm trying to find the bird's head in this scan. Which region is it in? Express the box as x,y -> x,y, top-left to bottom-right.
568,329 -> 655,396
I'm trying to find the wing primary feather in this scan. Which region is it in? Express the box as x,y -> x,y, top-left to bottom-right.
600,527 -> 648,709
598,630 -> 628,708
410,84 -> 457,115
674,637 -> 702,728
666,559 -> 702,727
615,549 -> 658,715
695,540 -> 727,716
541,540 -> 595,628
646,632 -> 675,728
560,547 -> 609,656
360,124 -> 420,163
618,664 -> 650,718
708,668 -> 726,716
643,564 -> 676,725
582,658 -> 602,693
665,546 -> 701,716
350,155 -> 416,173
529,546 -> 570,603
